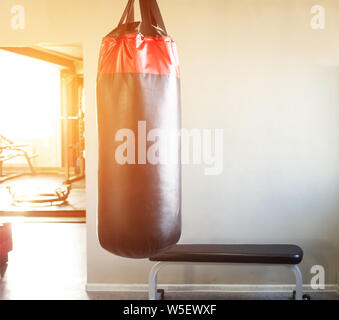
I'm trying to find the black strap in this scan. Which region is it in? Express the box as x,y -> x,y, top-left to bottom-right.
119,0 -> 135,25
148,0 -> 167,34
118,0 -> 167,35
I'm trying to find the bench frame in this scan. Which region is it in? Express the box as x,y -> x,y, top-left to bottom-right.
148,262 -> 303,300
0,149 -> 37,183
0,135 -> 37,183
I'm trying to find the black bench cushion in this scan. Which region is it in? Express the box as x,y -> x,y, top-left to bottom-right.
150,244 -> 303,265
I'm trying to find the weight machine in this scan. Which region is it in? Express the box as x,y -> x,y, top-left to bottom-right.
61,72 -> 85,184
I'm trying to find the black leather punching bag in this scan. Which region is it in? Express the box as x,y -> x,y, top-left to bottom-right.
97,0 -> 181,258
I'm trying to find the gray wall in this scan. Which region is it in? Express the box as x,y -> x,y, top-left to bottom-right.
0,0 -> 338,286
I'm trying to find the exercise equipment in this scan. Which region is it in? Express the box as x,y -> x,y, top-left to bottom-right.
0,223 -> 12,279
0,134 -> 37,183
97,0 -> 181,258
149,244 -> 311,300
61,74 -> 85,185
6,184 -> 71,207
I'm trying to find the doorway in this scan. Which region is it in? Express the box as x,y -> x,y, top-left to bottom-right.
0,44 -> 85,219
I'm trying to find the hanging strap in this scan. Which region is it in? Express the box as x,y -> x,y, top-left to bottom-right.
118,0 -> 167,36
140,0 -> 167,35
148,0 -> 167,34
119,0 -> 135,25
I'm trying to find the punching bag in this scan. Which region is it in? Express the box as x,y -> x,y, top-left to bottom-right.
97,0 -> 181,258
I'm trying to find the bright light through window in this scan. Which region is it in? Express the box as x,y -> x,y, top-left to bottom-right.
0,49 -> 61,140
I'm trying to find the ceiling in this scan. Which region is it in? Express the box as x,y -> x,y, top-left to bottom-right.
34,43 -> 83,61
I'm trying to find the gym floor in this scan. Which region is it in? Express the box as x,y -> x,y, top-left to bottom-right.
0,223 -> 338,300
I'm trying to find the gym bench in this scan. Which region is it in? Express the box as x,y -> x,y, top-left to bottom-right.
149,244 -> 306,300
0,135 -> 37,183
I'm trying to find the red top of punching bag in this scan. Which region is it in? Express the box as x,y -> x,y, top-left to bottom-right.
97,0 -> 180,78
98,34 -> 180,77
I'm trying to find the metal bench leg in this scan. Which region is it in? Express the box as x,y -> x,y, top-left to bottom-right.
23,152 -> 36,175
148,263 -> 304,300
291,265 -> 303,300
149,262 -> 169,300
0,160 -> 3,177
